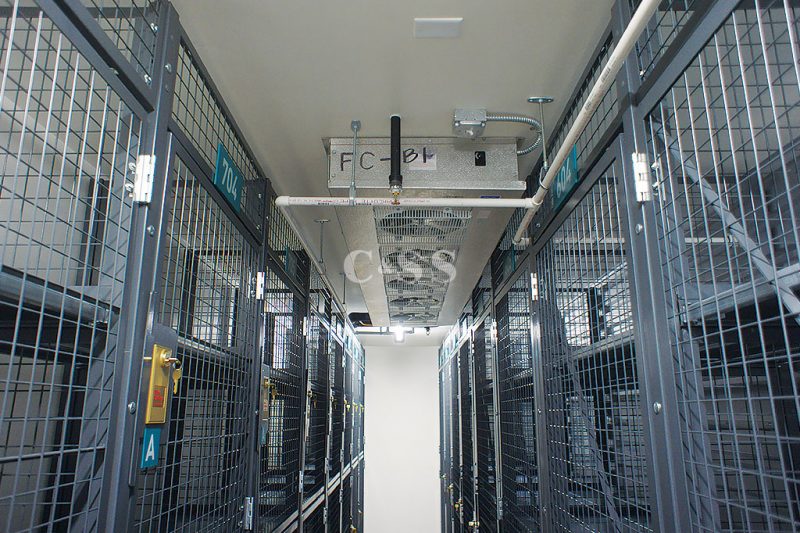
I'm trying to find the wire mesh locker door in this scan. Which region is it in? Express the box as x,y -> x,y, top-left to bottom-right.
329,332 -> 344,482
495,269 -> 541,532
536,149 -> 652,533
458,338 -> 478,530
472,317 -> 499,532
342,336 -> 356,531
343,344 -> 353,472
440,351 -> 457,532
644,3 -> 800,530
303,311 -> 329,505
260,267 -> 306,530
132,149 -> 260,531
449,348 -> 463,528
439,360 -> 451,532
0,3 -> 144,530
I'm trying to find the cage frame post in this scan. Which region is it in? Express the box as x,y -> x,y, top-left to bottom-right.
88,1 -> 181,531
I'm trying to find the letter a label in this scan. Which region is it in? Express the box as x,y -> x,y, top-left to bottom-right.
140,427 -> 161,469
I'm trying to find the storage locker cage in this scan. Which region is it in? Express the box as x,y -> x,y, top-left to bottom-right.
439,1 -> 800,532
0,1 -> 365,532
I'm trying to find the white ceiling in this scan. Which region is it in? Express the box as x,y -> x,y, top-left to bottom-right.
171,0 -> 614,317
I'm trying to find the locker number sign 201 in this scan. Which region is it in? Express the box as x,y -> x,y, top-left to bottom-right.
214,143 -> 244,212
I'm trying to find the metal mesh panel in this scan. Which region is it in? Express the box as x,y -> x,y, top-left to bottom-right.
329,336 -> 344,478
495,271 -> 540,531
134,155 -> 257,531
632,0 -> 697,80
81,0 -> 160,80
259,267 -> 304,529
537,167 -> 651,533
308,267 -> 331,323
343,345 -> 353,468
352,359 -> 364,457
473,318 -> 498,531
353,460 -> 365,531
172,43 -> 265,227
645,3 -> 800,530
548,34 -> 619,171
449,353 -> 462,525
268,197 -> 309,286
303,312 -> 328,501
473,263 -> 493,318
529,33 -> 620,241
304,503 -> 325,533
0,3 -> 141,530
439,354 -> 453,528
341,474 -> 352,531
491,207 -> 528,292
328,485 -> 341,532
458,340 -> 476,527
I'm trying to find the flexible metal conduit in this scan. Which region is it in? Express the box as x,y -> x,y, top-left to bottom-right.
511,0 -> 661,245
486,113 -> 542,156
275,0 -> 661,245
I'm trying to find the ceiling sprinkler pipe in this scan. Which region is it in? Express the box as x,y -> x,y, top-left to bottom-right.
486,113 -> 543,156
511,0 -> 662,246
389,115 -> 403,197
275,196 -> 536,208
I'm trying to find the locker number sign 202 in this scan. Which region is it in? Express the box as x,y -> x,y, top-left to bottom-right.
214,143 -> 244,212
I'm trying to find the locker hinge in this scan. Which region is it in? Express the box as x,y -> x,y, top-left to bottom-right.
631,152 -> 653,203
131,154 -> 156,204
256,272 -> 265,300
242,496 -> 254,530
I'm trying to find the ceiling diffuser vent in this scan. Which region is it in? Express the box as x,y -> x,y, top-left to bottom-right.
375,207 -> 471,245
375,207 -> 471,325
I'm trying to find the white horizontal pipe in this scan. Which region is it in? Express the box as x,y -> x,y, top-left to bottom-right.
275,196 -> 535,208
512,0 -> 661,246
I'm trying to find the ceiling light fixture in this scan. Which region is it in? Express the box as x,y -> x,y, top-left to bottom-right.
391,326 -> 406,343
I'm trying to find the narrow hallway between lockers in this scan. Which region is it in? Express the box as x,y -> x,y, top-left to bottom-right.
1,1 -> 799,532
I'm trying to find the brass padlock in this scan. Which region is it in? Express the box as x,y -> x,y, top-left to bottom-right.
145,344 -> 180,425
